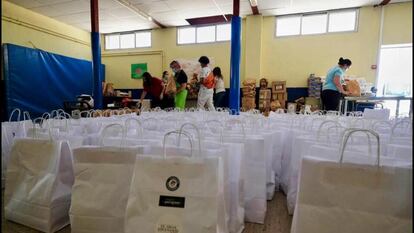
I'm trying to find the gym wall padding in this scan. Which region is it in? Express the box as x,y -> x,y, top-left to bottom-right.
2,44 -> 104,120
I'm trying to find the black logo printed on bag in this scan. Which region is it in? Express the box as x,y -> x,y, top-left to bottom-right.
166,176 -> 180,191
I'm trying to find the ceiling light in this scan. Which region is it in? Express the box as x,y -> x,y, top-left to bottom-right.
250,0 -> 258,7
148,17 -> 152,21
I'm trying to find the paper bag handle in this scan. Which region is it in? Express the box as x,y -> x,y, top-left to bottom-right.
178,123 -> 202,156
31,118 -> 52,140
9,108 -> 21,122
391,120 -> 412,140
371,120 -> 392,132
125,118 -> 143,138
225,119 -> 246,141
100,123 -> 126,147
317,120 -> 341,141
206,120 -> 224,144
339,129 -> 380,166
163,130 -> 193,159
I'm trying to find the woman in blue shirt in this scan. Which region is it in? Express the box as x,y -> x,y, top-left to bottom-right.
321,57 -> 352,111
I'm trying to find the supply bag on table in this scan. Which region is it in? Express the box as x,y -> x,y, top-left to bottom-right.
344,79 -> 361,96
165,75 -> 177,95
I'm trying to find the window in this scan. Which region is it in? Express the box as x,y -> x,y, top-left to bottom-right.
328,10 -> 357,32
135,31 -> 151,48
276,16 -> 301,36
275,9 -> 358,37
120,33 -> 135,49
177,23 -> 231,44
216,24 -> 231,41
178,27 -> 196,44
301,14 -> 327,35
105,34 -> 120,50
104,30 -> 152,50
197,26 -> 216,43
377,44 -> 412,118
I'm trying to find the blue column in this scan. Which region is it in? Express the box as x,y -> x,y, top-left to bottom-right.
91,32 -> 103,109
229,15 -> 242,115
90,0 -> 103,109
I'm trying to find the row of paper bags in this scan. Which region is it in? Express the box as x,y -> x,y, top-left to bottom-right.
4,137 -> 241,233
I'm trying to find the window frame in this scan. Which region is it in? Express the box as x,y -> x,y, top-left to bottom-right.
176,23 -> 231,46
275,14 -> 302,37
135,31 -> 152,48
215,23 -> 232,42
275,8 -> 359,38
177,26 -> 197,45
104,30 -> 152,51
119,32 -> 136,49
327,9 -> 359,33
104,33 -> 121,50
300,12 -> 328,36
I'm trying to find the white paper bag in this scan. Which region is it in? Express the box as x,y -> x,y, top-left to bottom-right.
291,129 -> 413,233
125,131 -> 226,233
69,146 -> 139,233
4,138 -> 74,233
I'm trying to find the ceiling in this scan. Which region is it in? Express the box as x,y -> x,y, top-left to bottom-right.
7,0 -> 412,33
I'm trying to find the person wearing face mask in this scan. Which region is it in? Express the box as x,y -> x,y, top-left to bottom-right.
169,60 -> 188,110
196,56 -> 215,111
160,71 -> 175,109
321,57 -> 352,111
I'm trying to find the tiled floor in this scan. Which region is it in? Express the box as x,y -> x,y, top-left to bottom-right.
2,192 -> 292,233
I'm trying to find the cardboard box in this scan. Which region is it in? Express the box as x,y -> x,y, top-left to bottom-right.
259,100 -> 271,108
242,97 -> 256,110
272,93 -> 287,101
271,81 -> 286,93
259,89 -> 272,100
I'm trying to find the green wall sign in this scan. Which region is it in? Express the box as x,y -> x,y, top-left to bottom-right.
131,63 -> 147,79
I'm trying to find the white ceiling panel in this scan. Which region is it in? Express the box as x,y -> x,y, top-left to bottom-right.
7,0 -> 413,33
6,0 -> 45,8
258,0 -> 291,10
35,0 -> 73,4
160,19 -> 190,27
106,7 -> 138,18
164,0 -> 216,10
97,0 -> 124,9
135,1 -> 171,14
28,4 -> 69,17
54,11 -> 91,24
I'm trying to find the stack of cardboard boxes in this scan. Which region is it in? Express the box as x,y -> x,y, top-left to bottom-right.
308,75 -> 322,98
271,81 -> 287,109
242,79 -> 256,111
259,89 -> 271,112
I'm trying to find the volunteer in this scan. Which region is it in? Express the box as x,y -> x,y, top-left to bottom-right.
139,72 -> 163,109
321,57 -> 352,111
161,71 -> 169,83
160,71 -> 175,109
169,61 -> 188,110
213,67 -> 226,108
197,56 -> 215,111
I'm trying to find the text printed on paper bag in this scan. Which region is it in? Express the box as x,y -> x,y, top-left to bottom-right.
157,224 -> 180,233
159,195 -> 185,208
